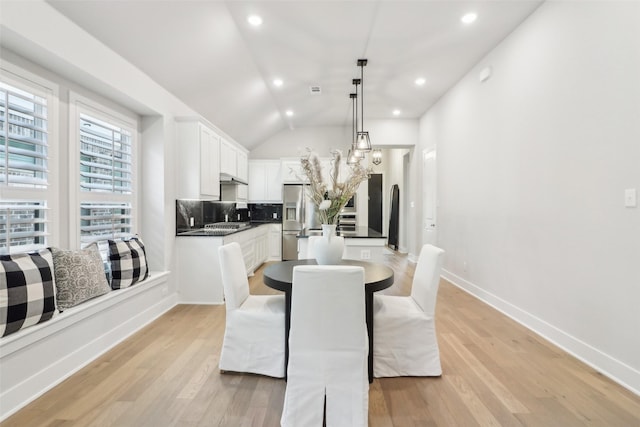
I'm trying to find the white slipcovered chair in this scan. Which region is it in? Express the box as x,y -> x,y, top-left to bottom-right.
281,266 -> 369,427
218,242 -> 285,378
373,244 -> 445,378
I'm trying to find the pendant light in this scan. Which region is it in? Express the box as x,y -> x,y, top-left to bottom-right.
372,149 -> 382,165
355,59 -> 371,152
346,92 -> 360,165
352,78 -> 363,160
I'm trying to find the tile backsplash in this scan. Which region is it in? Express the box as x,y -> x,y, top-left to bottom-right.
176,200 -> 282,233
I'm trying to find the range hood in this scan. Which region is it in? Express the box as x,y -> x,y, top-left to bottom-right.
220,173 -> 248,185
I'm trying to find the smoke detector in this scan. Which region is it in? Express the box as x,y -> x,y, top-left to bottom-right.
309,85 -> 322,94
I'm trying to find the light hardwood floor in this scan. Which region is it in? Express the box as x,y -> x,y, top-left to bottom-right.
3,252 -> 640,426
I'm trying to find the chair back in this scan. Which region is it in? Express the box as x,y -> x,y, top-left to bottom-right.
305,236 -> 321,260
218,242 -> 250,310
410,244 -> 445,315
283,265 -> 368,426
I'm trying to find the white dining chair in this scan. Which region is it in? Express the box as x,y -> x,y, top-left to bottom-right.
373,244 -> 445,378
281,265 -> 368,427
218,242 -> 285,378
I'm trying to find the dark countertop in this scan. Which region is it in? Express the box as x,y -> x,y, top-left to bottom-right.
176,222 -> 275,237
297,226 -> 386,239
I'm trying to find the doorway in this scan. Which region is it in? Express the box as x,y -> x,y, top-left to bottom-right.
368,173 -> 383,233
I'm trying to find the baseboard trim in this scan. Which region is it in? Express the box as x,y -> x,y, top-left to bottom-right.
441,269 -> 640,396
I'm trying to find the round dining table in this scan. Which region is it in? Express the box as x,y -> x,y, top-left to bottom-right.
263,259 -> 394,383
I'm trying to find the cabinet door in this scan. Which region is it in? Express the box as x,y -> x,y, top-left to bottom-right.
220,139 -> 237,176
265,161 -> 282,201
281,159 -> 307,183
269,224 -> 282,260
199,125 -> 220,198
237,150 -> 248,180
248,161 -> 266,201
237,183 -> 248,201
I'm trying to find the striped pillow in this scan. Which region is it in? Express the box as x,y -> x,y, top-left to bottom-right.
108,238 -> 149,290
0,249 -> 57,337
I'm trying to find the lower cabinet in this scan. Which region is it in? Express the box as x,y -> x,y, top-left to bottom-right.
176,224 -> 274,304
268,224 -> 282,261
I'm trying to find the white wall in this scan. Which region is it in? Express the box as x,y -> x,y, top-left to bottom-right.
416,1 -> 640,393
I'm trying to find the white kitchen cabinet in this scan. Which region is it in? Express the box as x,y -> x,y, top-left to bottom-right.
220,138 -> 238,177
236,150 -> 249,201
268,223 -> 282,260
281,158 -> 307,183
249,160 -> 282,202
200,126 -> 220,197
254,225 -> 269,267
237,150 -> 248,180
176,119 -> 220,199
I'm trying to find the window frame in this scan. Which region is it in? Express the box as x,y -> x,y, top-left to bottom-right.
0,63 -> 58,254
68,92 -> 139,248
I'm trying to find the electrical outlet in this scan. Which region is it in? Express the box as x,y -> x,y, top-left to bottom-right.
361,249 -> 371,260
625,188 -> 637,208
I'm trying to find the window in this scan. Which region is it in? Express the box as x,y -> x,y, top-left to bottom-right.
70,94 -> 137,246
0,69 -> 57,255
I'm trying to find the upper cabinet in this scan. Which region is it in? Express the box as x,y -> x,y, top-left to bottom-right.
237,150 -> 248,181
249,160 -> 282,202
176,119 -> 220,199
281,158 -> 307,183
236,150 -> 249,201
220,138 -> 238,177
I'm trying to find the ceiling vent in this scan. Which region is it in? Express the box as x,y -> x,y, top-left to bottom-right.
309,85 -> 322,94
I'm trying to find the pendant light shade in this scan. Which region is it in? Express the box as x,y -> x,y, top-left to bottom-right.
356,131 -> 371,152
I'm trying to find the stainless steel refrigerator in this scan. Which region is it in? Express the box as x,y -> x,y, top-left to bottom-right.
282,184 -> 320,260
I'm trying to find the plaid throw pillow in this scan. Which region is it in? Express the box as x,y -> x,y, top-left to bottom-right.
0,249 -> 57,337
108,238 -> 149,290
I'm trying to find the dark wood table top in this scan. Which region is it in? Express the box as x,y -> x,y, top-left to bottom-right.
263,259 -> 394,293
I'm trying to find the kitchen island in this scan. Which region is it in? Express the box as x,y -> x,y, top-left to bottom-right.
297,226 -> 388,262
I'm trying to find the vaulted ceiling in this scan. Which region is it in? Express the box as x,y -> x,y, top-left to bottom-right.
46,0 -> 543,149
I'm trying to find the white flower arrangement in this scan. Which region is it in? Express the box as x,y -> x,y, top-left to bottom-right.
299,149 -> 371,225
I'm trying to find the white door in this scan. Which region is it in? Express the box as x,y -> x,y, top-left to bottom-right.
422,148 -> 437,246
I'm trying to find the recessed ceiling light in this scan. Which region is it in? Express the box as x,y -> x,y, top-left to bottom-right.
393,109 -> 401,116
285,110 -> 293,117
247,15 -> 263,26
415,77 -> 426,86
273,78 -> 283,87
461,12 -> 477,24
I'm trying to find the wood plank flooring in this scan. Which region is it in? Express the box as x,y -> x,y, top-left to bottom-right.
3,251 -> 640,426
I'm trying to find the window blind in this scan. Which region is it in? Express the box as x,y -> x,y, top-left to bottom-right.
79,202 -> 132,244
0,201 -> 48,254
0,81 -> 48,188
79,113 -> 132,194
